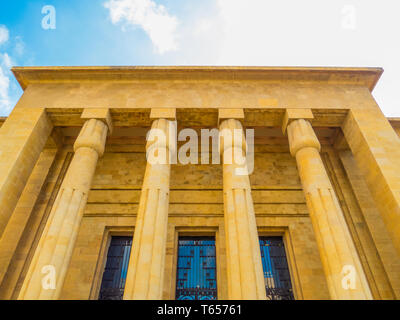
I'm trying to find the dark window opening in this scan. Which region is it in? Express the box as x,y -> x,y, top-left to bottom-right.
175,236 -> 217,300
98,236 -> 132,300
259,236 -> 294,300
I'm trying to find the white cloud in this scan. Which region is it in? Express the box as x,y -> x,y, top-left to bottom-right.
0,25 -> 12,114
0,58 -> 11,114
0,26 -> 25,116
173,0 -> 400,116
104,0 -> 179,54
1,53 -> 12,69
0,43 -> 12,115
0,25 -> 9,45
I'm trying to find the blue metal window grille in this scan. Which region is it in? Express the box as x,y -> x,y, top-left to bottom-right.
98,236 -> 132,300
259,236 -> 294,300
176,236 -> 217,300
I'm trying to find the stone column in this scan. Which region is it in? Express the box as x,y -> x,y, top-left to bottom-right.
285,112 -> 372,299
219,114 -> 266,300
0,108 -> 53,238
123,110 -> 175,300
18,110 -> 111,300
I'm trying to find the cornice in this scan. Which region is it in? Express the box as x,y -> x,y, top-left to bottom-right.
12,66 -> 383,92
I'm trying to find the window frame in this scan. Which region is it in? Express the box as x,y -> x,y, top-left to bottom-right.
89,226 -> 134,300
171,226 -> 222,300
257,227 -> 303,300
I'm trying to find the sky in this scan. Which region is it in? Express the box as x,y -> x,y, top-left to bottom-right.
0,0 -> 399,116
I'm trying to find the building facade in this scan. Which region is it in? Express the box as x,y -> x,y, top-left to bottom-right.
0,66 -> 400,300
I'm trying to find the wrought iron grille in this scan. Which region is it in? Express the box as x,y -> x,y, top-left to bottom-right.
98,236 -> 132,300
259,236 -> 294,300
176,237 -> 217,300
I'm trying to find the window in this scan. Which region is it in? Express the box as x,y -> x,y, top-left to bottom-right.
98,236 -> 132,300
175,236 -> 217,300
259,236 -> 294,300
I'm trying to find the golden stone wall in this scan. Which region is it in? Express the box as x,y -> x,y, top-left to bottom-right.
1,67 -> 400,300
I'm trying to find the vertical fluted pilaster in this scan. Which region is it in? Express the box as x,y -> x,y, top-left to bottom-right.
123,119 -> 174,300
220,119 -> 266,300
18,119 -> 108,300
287,118 -> 372,299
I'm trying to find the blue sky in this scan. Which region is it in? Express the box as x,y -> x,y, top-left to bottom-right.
0,0 -> 399,116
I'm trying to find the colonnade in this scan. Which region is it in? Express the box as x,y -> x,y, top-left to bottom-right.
3,106 -> 397,300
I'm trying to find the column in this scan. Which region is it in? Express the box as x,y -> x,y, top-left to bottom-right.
219,113 -> 266,300
284,110 -> 372,299
123,111 -> 175,300
18,109 -> 111,300
0,107 -> 52,238
342,108 -> 400,259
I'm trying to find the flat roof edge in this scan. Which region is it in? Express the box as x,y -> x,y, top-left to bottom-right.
11,66 -> 384,92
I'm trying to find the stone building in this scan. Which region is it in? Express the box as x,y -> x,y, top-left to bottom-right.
0,66 -> 399,300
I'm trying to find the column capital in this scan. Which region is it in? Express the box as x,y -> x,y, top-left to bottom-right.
219,118 -> 247,155
74,119 -> 108,157
81,108 -> 113,135
282,108 -> 314,134
146,118 -> 177,152
287,118 -> 320,156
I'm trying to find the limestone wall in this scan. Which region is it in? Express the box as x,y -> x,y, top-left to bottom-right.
2,137 -> 398,299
